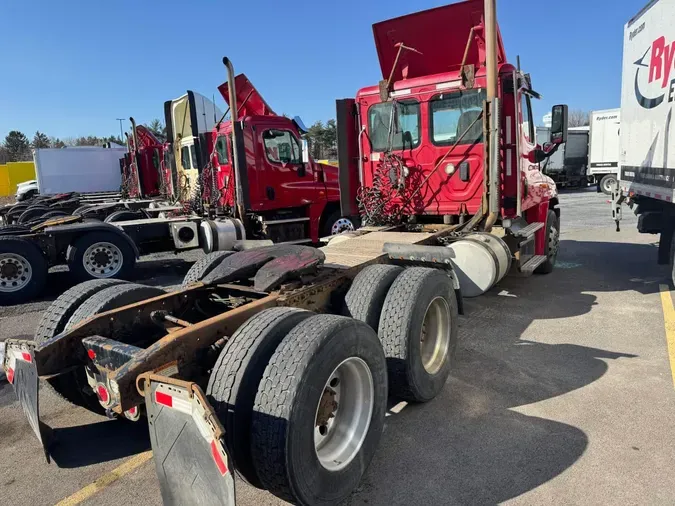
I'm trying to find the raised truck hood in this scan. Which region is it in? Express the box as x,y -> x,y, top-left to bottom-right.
218,74 -> 276,118
372,0 -> 506,82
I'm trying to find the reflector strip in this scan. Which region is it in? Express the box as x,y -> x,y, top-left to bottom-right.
21,352 -> 32,363
155,390 -> 191,414
6,367 -> 14,384
155,391 -> 173,407
210,440 -> 228,476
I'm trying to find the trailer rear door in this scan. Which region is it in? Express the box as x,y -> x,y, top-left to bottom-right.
589,109 -> 620,175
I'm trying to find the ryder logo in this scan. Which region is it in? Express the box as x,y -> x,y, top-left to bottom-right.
635,36 -> 675,109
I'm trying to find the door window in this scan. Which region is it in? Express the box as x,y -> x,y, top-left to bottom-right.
367,100 -> 420,152
190,145 -> 198,169
152,149 -> 160,170
263,130 -> 301,164
521,93 -> 535,142
181,146 -> 192,169
215,135 -> 229,164
430,89 -> 486,145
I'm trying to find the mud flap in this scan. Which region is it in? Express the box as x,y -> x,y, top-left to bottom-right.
141,374 -> 236,506
3,340 -> 51,462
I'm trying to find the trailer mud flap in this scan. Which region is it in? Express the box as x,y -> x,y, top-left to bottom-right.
3,340 -> 51,462
141,374 -> 235,506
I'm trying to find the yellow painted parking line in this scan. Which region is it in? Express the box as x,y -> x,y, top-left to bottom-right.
55,451 -> 153,506
658,284 -> 675,389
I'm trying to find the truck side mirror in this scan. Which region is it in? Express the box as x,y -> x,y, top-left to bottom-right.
550,104 -> 568,145
301,138 -> 310,164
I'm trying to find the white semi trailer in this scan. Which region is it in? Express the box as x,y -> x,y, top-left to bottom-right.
612,0 -> 675,284
588,108 -> 621,194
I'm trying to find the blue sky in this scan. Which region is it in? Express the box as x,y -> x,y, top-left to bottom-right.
0,0 -> 643,140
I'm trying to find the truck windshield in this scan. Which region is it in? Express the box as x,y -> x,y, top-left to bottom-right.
430,89 -> 486,145
216,135 -> 228,164
368,100 -> 420,152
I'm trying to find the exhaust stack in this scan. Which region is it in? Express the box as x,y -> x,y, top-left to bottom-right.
222,57 -> 247,221
484,0 -> 501,230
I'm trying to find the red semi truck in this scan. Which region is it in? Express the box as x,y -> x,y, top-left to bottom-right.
3,0 -> 568,504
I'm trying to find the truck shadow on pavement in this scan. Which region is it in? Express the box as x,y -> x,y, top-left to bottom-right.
347,238 -> 656,505
47,417 -> 150,468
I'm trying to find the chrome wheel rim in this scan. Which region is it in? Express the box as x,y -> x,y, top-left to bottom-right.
314,357 -> 374,471
420,296 -> 451,375
83,242 -> 123,277
331,217 -> 355,235
0,253 -> 32,292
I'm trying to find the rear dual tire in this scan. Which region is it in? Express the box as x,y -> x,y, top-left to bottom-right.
34,281 -> 165,411
378,267 -> 458,402
207,310 -> 387,506
251,314 -> 387,505
345,265 -> 458,402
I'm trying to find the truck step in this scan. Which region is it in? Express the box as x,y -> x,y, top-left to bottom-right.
262,217 -> 310,225
511,221 -> 545,238
519,255 -> 548,274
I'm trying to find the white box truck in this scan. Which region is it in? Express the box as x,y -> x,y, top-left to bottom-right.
612,0 -> 675,283
588,108 -> 621,194
34,147 -> 125,195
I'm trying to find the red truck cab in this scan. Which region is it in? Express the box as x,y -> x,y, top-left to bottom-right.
122,121 -> 171,199
205,74 -> 347,243
338,0 -> 562,260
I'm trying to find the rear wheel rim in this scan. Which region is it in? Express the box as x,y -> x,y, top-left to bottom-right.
314,357 -> 374,471
420,296 -> 451,375
603,177 -> 616,193
331,217 -> 355,235
83,242 -> 123,278
549,221 -> 560,261
0,253 -> 32,292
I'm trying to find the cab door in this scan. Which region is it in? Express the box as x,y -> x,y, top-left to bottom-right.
257,127 -> 313,210
518,88 -> 545,211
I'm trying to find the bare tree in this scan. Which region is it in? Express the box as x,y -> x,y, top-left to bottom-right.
568,109 -> 590,127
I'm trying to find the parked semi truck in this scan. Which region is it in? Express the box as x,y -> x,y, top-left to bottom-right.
611,0 -> 675,284
0,77 -> 349,304
589,108 -> 621,194
3,1 -> 568,504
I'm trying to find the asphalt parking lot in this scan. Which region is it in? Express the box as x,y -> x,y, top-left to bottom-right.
2,189 -> 675,505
